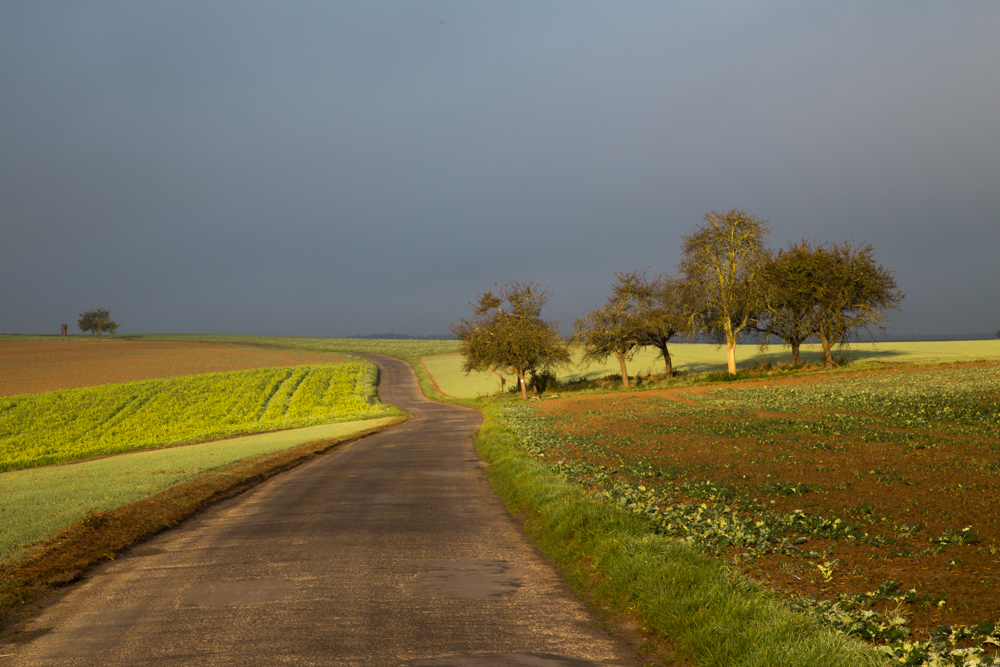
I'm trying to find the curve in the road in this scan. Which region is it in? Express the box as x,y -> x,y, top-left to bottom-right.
4,355 -> 641,666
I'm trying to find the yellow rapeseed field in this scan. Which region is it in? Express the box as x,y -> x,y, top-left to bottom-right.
0,362 -> 398,472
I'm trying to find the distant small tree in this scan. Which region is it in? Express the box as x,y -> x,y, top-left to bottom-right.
573,274 -> 645,388
801,241 -> 904,367
450,281 -> 570,400
78,308 -> 118,336
680,209 -> 770,375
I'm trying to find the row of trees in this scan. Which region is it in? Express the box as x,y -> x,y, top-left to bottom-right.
453,209 -> 904,398
576,209 -> 903,383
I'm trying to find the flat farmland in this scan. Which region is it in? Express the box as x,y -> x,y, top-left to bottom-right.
423,340 -> 1000,398
502,362 -> 1000,663
0,338 -> 347,397
1,363 -> 397,472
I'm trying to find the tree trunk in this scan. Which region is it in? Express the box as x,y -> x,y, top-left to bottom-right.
791,340 -> 801,366
518,371 -> 528,399
724,320 -> 738,375
820,337 -> 836,368
662,346 -> 673,377
615,352 -> 630,388
726,341 -> 737,375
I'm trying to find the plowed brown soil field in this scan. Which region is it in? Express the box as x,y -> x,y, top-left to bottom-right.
0,339 -> 346,397
525,362 -> 1000,642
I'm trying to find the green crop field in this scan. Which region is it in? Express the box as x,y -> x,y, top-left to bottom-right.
502,362 -> 1000,665
117,333 -> 461,360
0,362 -> 400,472
0,417 -> 398,564
422,340 -> 1000,398
420,353 -> 506,396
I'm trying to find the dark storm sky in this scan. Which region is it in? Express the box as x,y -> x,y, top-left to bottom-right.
3,2 -> 998,338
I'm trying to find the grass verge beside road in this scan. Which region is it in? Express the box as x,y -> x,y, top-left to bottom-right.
474,402 -> 886,667
0,416 -> 405,639
0,417 -> 400,565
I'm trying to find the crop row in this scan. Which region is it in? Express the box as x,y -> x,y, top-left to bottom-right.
707,366 -> 1000,434
0,362 -> 398,472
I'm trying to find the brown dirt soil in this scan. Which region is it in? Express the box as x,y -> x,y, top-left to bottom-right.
0,419 -> 403,642
534,362 -> 1000,642
0,340 -> 347,397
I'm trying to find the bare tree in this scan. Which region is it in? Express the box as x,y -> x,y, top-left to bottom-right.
680,209 -> 770,375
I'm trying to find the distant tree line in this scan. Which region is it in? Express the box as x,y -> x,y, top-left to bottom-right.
352,332 -> 456,340
453,208 -> 904,399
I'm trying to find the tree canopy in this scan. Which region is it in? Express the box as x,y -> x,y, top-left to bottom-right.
573,272 -> 645,387
615,270 -> 691,377
450,281 -> 569,399
798,241 -> 904,367
680,209 -> 770,374
77,308 -> 118,336
758,241 -> 820,365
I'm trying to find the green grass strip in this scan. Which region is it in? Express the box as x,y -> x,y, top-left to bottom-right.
119,333 -> 462,359
475,403 -> 888,667
0,417 -> 399,564
419,340 -> 1000,398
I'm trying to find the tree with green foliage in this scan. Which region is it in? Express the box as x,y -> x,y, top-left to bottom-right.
613,270 -> 691,377
758,241 -> 819,365
77,308 -> 118,336
680,209 -> 770,375
573,273 -> 646,387
798,241 -> 904,367
450,281 -> 570,399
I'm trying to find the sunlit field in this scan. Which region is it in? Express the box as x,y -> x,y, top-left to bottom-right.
0,417 -> 398,564
0,362 -> 399,472
0,338 -> 346,397
502,361 -> 1000,665
424,340 -> 1000,398
118,333 -> 461,359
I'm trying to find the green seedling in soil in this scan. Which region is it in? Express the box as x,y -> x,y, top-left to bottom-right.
502,361 -> 1000,666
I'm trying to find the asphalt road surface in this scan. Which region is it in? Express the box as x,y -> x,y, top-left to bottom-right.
4,355 -> 642,666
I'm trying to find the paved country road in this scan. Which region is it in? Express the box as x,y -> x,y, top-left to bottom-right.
3,355 -> 643,666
